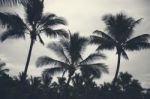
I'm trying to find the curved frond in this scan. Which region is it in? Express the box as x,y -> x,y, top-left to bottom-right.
126,34 -> 150,43
93,30 -> 116,42
80,63 -> 108,78
0,29 -> 25,42
121,49 -> 129,60
43,16 -> 67,27
36,56 -> 69,68
47,42 -> 70,63
90,35 -> 116,50
42,67 -> 64,76
37,13 -> 56,27
125,42 -> 150,51
38,34 -> 44,45
80,52 -> 106,64
43,28 -> 68,38
125,34 -> 150,51
0,12 -> 26,29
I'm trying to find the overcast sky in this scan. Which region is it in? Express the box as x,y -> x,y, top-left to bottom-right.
0,0 -> 150,88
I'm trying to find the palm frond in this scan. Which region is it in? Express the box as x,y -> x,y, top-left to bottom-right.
126,34 -> 150,43
131,18 -> 143,28
47,42 -> 70,63
125,42 -> 150,51
121,49 -> 129,60
69,33 -> 88,63
90,35 -> 115,50
37,13 -> 56,27
43,28 -> 68,38
0,12 -> 26,29
0,29 -> 25,42
80,63 -> 108,78
36,56 -> 69,68
38,34 -> 44,45
44,16 -> 67,27
125,34 -> 150,51
90,35 -> 106,44
93,30 -> 116,42
80,52 -> 106,64
42,67 -> 64,76
24,0 -> 44,25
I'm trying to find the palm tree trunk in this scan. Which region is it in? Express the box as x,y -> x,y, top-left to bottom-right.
112,52 -> 121,86
23,39 -> 34,81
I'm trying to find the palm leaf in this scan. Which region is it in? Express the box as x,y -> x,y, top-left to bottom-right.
69,33 -> 88,63
24,0 -> 44,25
0,12 -> 26,29
43,28 -> 68,38
93,30 -> 116,42
80,63 -> 108,78
44,17 -> 67,27
125,34 -> 150,51
47,42 -> 70,63
121,49 -> 129,60
0,29 -> 25,42
80,52 -> 106,64
126,34 -> 150,43
90,35 -> 116,50
42,67 -> 64,75
38,34 -> 44,45
37,13 -> 56,27
36,56 -> 69,68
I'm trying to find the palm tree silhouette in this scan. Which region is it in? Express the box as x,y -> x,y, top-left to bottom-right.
90,13 -> 150,86
36,33 -> 108,85
0,0 -> 68,80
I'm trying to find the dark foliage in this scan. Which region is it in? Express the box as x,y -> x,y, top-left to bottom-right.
0,71 -> 149,99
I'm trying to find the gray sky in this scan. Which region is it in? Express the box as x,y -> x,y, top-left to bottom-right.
0,0 -> 150,88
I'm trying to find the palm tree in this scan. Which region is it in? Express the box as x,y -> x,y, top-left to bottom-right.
0,59 -> 9,76
90,13 -> 150,86
36,33 -> 108,85
0,0 -> 68,80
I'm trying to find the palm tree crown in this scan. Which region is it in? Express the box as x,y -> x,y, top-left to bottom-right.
0,0 -> 68,80
90,13 -> 150,86
36,33 -> 108,85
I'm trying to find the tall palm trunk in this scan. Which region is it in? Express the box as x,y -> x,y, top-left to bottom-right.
112,52 -> 121,86
23,39 -> 34,81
